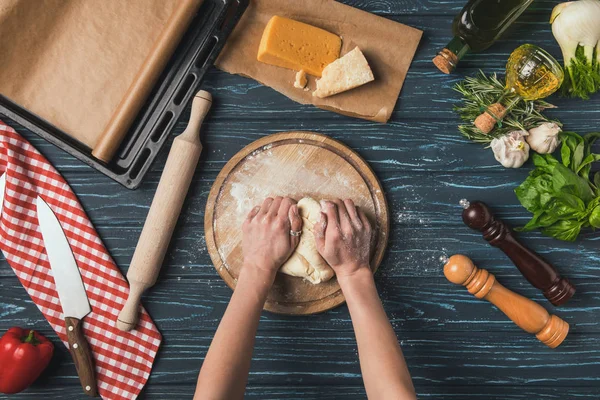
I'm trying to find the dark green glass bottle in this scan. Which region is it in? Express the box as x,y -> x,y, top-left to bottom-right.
433,0 -> 534,74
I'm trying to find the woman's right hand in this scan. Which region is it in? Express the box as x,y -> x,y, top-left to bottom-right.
242,196 -> 302,281
314,199 -> 373,281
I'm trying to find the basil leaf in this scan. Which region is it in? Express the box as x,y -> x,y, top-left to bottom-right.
542,220 -> 584,242
552,164 -> 595,203
560,132 -> 583,168
584,132 -> 600,147
553,192 -> 586,215
516,175 -> 545,211
516,132 -> 599,242
561,142 -> 571,168
589,203 -> 600,229
572,142 -> 586,171
519,211 -> 547,231
577,153 -> 600,179
532,153 -> 557,170
537,211 -> 560,227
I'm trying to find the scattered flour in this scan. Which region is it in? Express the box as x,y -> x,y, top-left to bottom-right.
213,142 -> 380,269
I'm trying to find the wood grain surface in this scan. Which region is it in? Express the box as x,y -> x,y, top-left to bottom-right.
205,131 -> 389,314
1,0 -> 600,399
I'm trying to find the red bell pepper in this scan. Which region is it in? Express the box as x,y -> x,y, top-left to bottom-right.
0,327 -> 54,394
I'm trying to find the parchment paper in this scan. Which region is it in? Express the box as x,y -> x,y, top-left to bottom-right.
215,0 -> 422,123
0,0 -> 202,161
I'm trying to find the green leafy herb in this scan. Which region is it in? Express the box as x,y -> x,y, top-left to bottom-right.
560,46 -> 600,99
515,131 -> 600,241
454,71 -> 561,144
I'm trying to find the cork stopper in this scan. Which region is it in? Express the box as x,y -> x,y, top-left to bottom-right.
474,103 -> 507,134
433,48 -> 458,74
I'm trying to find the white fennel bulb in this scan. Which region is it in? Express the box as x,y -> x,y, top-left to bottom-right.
551,0 -> 600,98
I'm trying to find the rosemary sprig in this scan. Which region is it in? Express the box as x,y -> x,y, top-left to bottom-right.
453,71 -> 562,144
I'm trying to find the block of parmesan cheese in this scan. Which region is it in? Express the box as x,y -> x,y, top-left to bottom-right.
313,47 -> 374,98
257,16 -> 341,77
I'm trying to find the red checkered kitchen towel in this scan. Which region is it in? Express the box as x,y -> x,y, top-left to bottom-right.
0,120 -> 161,399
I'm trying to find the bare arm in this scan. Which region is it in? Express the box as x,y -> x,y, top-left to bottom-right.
194,197 -> 301,400
315,200 -> 416,400
340,270 -> 416,399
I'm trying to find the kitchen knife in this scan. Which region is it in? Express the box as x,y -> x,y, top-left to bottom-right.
36,196 -> 98,397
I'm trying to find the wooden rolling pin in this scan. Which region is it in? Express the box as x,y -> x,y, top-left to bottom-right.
443,254 -> 569,348
460,199 -> 575,306
117,90 -> 212,332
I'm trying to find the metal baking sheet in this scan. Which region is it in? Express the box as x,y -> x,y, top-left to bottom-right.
0,0 -> 248,189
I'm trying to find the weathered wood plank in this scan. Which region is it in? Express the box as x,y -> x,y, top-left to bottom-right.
1,276 -> 598,333
1,212 -> 598,280
3,166 -> 600,279
199,71 -> 600,119
0,328 -> 597,389
6,92 -> 599,178
329,0 -> 561,16
1,1 -> 599,399
7,168 -> 600,228
5,383 -> 599,400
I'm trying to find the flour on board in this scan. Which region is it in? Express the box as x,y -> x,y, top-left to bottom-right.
226,146 -> 372,225
214,142 -> 378,269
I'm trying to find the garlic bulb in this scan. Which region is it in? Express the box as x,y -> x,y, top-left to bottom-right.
490,131 -> 530,168
526,122 -> 561,154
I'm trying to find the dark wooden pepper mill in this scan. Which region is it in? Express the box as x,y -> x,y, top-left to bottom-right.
460,199 -> 575,306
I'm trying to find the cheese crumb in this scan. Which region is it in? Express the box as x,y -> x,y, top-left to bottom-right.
294,70 -> 308,89
313,47 -> 374,98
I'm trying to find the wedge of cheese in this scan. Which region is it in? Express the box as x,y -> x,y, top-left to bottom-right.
257,16 -> 341,77
313,47 -> 374,98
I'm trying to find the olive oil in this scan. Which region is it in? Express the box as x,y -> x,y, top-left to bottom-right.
473,44 -> 564,134
433,0 -> 533,74
505,44 -> 563,100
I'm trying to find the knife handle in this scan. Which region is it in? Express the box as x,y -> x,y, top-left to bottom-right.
65,317 -> 98,397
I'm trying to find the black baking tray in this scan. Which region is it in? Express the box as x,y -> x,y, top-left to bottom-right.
0,0 -> 247,189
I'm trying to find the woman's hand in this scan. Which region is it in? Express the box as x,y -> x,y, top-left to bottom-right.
314,199 -> 373,282
242,196 -> 302,283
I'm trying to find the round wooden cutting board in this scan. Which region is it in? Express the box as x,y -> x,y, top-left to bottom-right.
205,131 -> 389,314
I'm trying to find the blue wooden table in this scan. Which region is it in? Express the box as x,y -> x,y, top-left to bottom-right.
2,1 -> 600,399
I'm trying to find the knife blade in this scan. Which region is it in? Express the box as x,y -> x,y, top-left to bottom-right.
36,196 -> 98,397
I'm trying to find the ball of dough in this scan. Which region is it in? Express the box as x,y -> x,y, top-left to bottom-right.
280,197 -> 335,284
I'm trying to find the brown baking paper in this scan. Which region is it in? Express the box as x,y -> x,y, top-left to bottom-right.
215,0 -> 422,123
0,0 -> 202,162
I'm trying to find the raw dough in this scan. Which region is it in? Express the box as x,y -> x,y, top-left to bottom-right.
280,197 -> 335,284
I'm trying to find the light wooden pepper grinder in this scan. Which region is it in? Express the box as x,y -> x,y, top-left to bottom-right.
117,90 -> 212,332
443,254 -> 569,348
